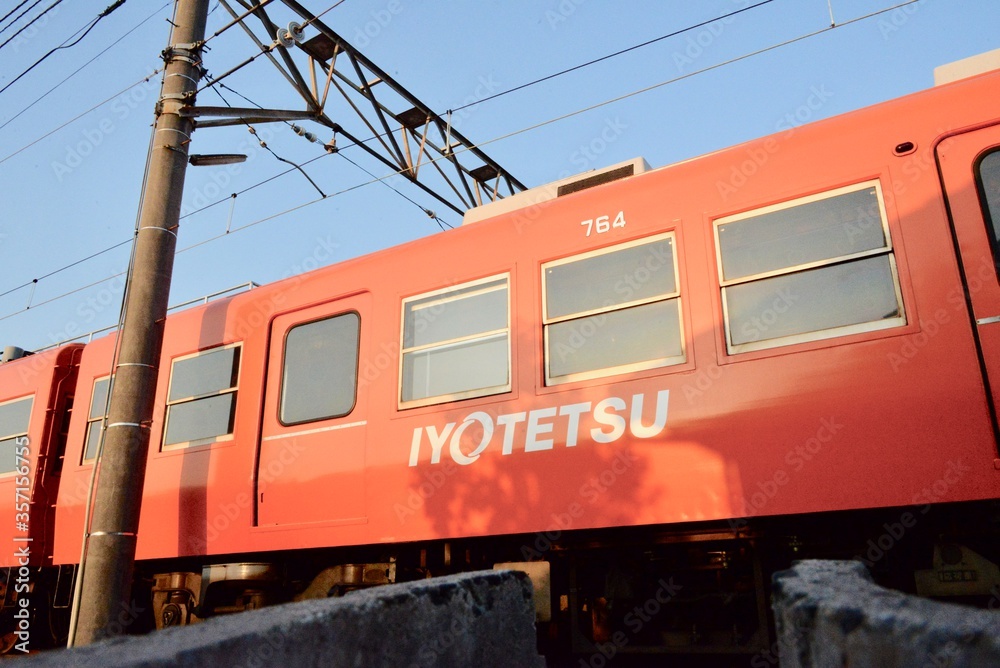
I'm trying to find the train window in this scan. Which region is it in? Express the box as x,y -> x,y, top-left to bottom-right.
163,344 -> 241,448
975,149 -> 1000,276
542,233 -> 684,384
280,312 -> 360,425
83,376 -> 113,463
400,274 -> 510,408
0,396 -> 33,475
716,180 -> 906,354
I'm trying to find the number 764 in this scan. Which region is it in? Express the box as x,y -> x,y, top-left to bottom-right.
580,211 -> 626,237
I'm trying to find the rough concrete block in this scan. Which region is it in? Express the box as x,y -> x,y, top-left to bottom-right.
25,570 -> 545,668
772,560 -> 1000,668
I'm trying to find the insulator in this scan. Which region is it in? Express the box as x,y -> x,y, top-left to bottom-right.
276,28 -> 295,48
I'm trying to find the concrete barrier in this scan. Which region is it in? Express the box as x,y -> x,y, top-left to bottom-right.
771,560 -> 1000,668
26,570 -> 546,667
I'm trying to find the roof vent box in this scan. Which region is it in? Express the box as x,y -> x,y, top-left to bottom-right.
934,48 -> 1000,86
462,157 -> 650,225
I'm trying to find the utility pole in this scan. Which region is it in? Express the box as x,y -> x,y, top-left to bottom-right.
69,0 -> 210,645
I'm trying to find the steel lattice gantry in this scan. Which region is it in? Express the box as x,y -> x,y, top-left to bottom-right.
182,0 -> 527,217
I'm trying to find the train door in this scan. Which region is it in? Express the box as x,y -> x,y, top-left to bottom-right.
256,293 -> 370,527
939,125 -> 1000,421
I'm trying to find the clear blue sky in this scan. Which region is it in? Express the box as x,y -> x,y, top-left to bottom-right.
1,0 -> 997,352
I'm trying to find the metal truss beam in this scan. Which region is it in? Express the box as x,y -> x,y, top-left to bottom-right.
194,0 -> 526,217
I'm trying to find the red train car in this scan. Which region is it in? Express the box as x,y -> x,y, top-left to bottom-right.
4,59 -> 1000,658
0,346 -> 80,651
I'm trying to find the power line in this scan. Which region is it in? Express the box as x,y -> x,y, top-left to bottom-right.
173,160 -> 332,249
217,0 -> 525,215
447,2 -> 922,157
0,2 -> 170,131
0,150 -> 331,308
282,0 -> 779,172
148,0 -> 773,201
449,0 -> 776,115
192,47 -> 275,97
164,0 -> 927,262
304,0 -> 348,26
0,68 -> 162,166
181,152 -> 332,219
0,1 -> 173,314
202,0 -> 276,48
0,240 -> 132,300
7,273 -> 126,321
0,0 -> 64,52
0,1 -> 35,29
338,151 -> 452,231
201,76 -> 448,231
0,0 -> 43,35
0,0 -> 924,330
0,0 -> 128,97
208,78 -> 449,228
209,80 -> 326,196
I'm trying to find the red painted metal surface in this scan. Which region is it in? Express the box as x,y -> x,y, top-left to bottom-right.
29,67 -> 1000,566
938,124 -> 1000,416
0,345 -> 80,567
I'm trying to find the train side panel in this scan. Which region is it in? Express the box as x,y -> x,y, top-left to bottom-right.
0,346 -> 80,568
53,336 -> 117,566
53,302 -> 267,563
49,69 -> 1000,567
357,70 -> 1000,546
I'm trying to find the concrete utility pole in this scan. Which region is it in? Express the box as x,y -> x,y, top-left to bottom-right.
70,0 -> 210,645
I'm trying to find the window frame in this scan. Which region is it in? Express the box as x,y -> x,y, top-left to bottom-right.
278,310 -> 361,427
714,180 -> 907,355
541,232 -> 686,386
0,395 -> 33,476
162,342 -> 242,450
398,273 -> 512,410
974,147 -> 1000,279
82,375 -> 113,464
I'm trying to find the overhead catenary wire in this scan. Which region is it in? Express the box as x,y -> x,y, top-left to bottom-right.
198,78 -> 449,227
171,0 -> 927,253
176,0 -> 339,69
208,80 -> 327,196
338,151 -> 452,231
1,0 -> 776,208
0,240 -> 132,300
0,0 -> 924,330
191,0 -> 323,99
448,0 -> 777,116
200,0 -> 276,48
437,1 -> 925,159
0,148 -> 330,308
0,65 -> 163,313
304,0 -> 348,26
182,151 -> 332,219
181,0 -> 783,225
232,0 -> 780,168
0,0 -> 920,322
0,0 -> 128,97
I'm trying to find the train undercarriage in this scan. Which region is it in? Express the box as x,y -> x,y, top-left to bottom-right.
3,501 -> 998,664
